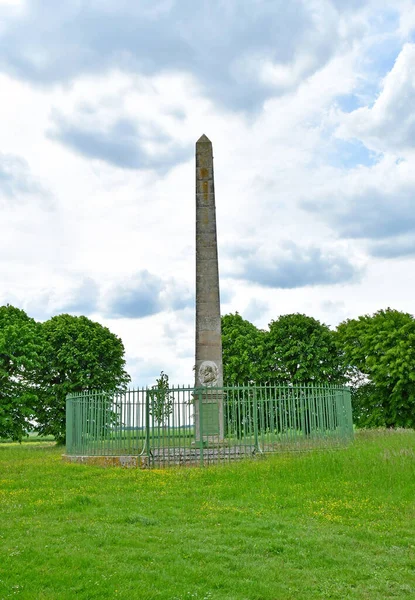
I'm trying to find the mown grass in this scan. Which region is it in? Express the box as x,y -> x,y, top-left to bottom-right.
0,430 -> 414,600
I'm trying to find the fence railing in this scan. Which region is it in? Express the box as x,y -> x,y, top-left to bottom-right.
66,384 -> 353,467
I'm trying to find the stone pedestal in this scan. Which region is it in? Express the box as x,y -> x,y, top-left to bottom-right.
194,389 -> 224,444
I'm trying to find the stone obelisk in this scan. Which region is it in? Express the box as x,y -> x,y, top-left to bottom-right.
194,134 -> 224,442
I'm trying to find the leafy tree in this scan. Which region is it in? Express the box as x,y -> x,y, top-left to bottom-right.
0,305 -> 42,441
221,313 -> 267,438
148,371 -> 174,425
263,314 -> 345,437
337,308 -> 415,428
266,313 -> 345,384
222,313 -> 344,436
222,313 -> 267,383
35,314 -> 130,443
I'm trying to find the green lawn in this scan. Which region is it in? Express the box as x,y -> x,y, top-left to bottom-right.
0,430 -> 414,600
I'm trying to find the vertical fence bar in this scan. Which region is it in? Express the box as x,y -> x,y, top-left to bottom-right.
329,386 -> 335,438
324,385 -> 329,438
66,395 -> 73,455
269,384 -> 274,446
300,386 -> 306,442
143,387 -> 152,466
318,386 -> 324,437
345,388 -> 353,439
198,390 -> 204,467
178,386 -> 183,464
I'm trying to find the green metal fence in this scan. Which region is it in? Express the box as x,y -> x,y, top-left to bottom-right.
65,384 -> 353,468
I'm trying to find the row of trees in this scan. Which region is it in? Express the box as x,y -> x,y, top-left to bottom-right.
222,309 -> 415,429
0,305 -> 130,443
2,304 -> 414,443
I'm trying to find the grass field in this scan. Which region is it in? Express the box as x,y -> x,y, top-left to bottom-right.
0,430 -> 414,600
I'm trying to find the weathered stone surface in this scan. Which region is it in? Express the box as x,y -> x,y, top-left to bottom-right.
195,134 -> 224,441
62,454 -> 142,468
63,448 -> 258,469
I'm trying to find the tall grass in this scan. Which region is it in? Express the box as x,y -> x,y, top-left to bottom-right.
0,429 -> 414,599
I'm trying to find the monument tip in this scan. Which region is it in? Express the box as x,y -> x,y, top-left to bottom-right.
196,134 -> 212,144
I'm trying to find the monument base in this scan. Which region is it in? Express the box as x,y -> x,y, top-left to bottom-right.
194,389 -> 224,443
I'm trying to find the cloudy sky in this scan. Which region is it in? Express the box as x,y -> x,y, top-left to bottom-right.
1,0 -> 415,385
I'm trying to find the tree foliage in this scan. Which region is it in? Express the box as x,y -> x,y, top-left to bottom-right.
221,313 -> 266,384
0,305 -> 42,441
266,313 -> 345,384
222,312 -> 345,386
34,314 -> 130,443
337,308 -> 415,428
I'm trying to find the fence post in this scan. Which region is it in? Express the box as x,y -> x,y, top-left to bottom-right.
66,394 -> 72,454
198,390 -> 204,466
141,387 -> 153,467
253,386 -> 260,453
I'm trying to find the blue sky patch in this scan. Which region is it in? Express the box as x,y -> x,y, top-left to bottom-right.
329,139 -> 379,169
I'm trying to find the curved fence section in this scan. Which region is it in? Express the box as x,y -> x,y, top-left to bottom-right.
65,384 -> 353,468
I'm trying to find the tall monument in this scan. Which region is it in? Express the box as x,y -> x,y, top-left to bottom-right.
194,134 -> 224,441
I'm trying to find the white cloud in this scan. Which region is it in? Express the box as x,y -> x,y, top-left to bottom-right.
397,0 -> 415,39
0,0 -> 24,8
336,43 -> 415,155
1,1 -> 415,385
